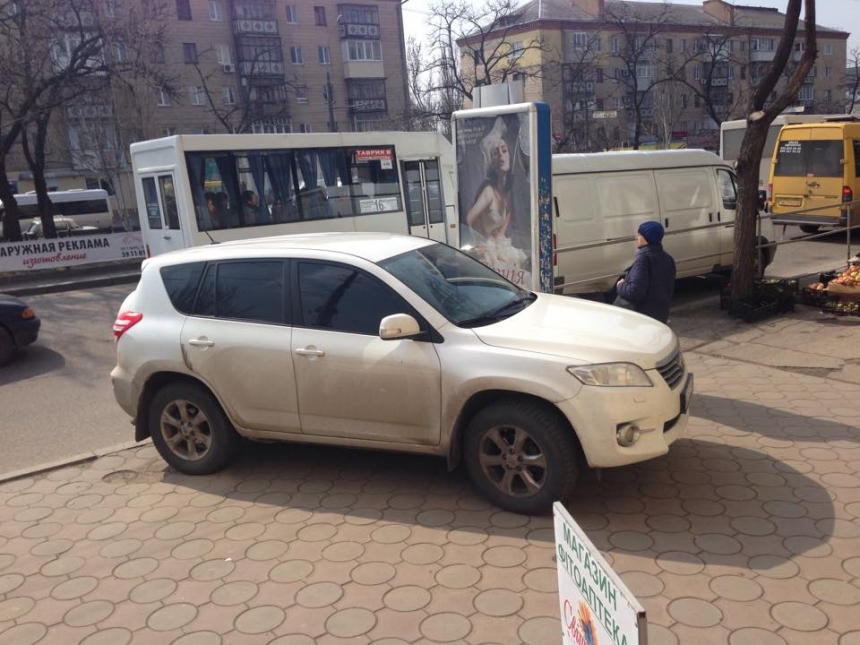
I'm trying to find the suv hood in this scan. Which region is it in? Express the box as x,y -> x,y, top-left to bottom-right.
472,293 -> 677,369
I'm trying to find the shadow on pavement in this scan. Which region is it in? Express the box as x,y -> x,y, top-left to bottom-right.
0,345 -> 65,385
136,427 -> 835,571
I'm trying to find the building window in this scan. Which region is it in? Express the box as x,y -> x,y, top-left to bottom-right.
152,43 -> 166,64
183,43 -> 198,64
824,89 -> 832,102
209,0 -> 222,21
740,41 -> 746,52
340,5 -> 379,25
509,41 -> 524,61
217,44 -> 232,67
314,6 -> 326,25
290,46 -> 303,64
319,45 -> 330,65
636,61 -> 651,78
799,85 -> 814,101
104,0 -> 117,18
693,66 -> 700,80
354,114 -> 386,132
610,37 -> 618,53
115,42 -> 128,62
596,68 -> 603,83
286,5 -> 298,23
190,86 -> 206,106
345,40 -> 382,62
751,38 -> 774,51
665,38 -> 672,53
296,86 -> 308,104
740,65 -> 746,79
570,32 -> 588,51
223,86 -> 236,104
682,94 -> 688,108
157,88 -> 172,106
824,44 -> 832,56
176,0 -> 191,20
694,95 -> 700,107
300,123 -> 313,133
252,118 -> 292,134
825,65 -> 832,78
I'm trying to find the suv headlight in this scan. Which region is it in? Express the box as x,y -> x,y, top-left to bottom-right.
567,363 -> 653,387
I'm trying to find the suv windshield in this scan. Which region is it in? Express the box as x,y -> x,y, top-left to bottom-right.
380,242 -> 535,327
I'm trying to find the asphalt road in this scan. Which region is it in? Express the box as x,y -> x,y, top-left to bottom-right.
0,284 -> 135,476
0,224 -> 853,478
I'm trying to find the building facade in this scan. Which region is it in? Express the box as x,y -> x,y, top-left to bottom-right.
458,0 -> 849,151
6,0 -> 409,196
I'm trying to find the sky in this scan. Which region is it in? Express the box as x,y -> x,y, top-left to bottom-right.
401,0 -> 860,53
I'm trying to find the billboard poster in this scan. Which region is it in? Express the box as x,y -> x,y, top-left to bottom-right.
453,103 -> 552,293
554,502 -> 647,645
0,231 -> 145,272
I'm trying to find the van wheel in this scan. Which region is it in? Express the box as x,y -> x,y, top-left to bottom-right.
799,224 -> 820,234
464,400 -> 579,515
0,327 -> 15,367
148,382 -> 238,475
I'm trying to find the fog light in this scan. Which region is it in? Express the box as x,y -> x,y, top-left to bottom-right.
616,423 -> 641,447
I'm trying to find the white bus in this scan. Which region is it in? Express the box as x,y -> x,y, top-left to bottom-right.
0,188 -> 114,239
129,132 -> 456,257
719,114 -> 851,200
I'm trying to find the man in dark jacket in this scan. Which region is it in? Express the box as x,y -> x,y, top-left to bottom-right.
615,221 -> 676,323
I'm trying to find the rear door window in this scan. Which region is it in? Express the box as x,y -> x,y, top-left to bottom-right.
161,262 -> 207,314
774,139 -> 843,177
191,260 -> 288,324
853,141 -> 860,177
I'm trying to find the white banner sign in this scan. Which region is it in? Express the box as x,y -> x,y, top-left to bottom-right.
554,502 -> 646,645
0,232 -> 146,272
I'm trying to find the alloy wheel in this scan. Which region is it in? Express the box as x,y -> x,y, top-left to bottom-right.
477,425 -> 548,498
159,399 -> 213,461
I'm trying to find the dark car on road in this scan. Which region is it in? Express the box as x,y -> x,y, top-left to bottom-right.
0,294 -> 41,366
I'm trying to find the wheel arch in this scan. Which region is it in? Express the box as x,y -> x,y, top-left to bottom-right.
446,390 -> 579,471
135,371 -> 224,443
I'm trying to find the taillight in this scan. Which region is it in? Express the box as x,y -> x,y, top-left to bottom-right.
145,245 -> 152,258
21,307 -> 36,320
843,186 -> 853,203
768,183 -> 773,197
552,233 -> 557,267
113,311 -> 143,341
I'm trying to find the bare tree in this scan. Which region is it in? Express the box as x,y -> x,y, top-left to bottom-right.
553,31 -> 606,152
650,79 -> 686,148
604,1 -> 674,149
404,37 -> 444,132
846,46 -> 860,114
731,0 -> 817,302
0,0 -> 176,241
422,0 -> 551,122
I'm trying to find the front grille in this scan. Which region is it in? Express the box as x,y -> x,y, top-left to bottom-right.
657,350 -> 685,389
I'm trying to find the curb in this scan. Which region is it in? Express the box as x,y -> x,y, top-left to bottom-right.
1,272 -> 140,297
0,439 -> 152,485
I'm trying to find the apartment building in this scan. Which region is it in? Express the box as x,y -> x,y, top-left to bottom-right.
459,0 -> 849,151
6,0 -> 409,194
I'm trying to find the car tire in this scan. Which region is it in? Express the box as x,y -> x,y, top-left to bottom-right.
464,399 -> 580,515
0,327 -> 15,367
149,382 -> 239,476
799,224 -> 820,234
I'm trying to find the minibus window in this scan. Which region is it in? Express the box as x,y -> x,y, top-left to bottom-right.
775,140 -> 842,177
854,141 -> 860,177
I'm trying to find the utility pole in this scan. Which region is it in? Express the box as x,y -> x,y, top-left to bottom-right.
326,15 -> 342,133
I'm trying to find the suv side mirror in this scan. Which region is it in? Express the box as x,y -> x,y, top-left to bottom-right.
379,313 -> 422,340
757,190 -> 768,211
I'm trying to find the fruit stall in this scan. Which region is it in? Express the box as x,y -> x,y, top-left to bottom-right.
803,259 -> 860,316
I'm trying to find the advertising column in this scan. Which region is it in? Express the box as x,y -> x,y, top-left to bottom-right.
452,103 -> 553,293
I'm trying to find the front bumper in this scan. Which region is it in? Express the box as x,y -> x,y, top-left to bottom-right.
12,318 -> 41,347
558,372 -> 693,468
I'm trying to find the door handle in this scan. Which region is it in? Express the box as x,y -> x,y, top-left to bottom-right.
188,338 -> 214,347
295,347 -> 325,357
708,213 -> 713,223
163,235 -> 172,240
717,212 -> 722,222
806,181 -> 820,188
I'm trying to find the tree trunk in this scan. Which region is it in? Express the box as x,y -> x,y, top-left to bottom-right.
22,119 -> 57,239
0,158 -> 23,242
731,119 -> 769,301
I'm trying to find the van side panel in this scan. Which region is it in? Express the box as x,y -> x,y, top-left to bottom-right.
654,168 -> 720,275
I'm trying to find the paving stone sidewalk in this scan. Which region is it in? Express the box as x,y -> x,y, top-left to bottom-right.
1,304 -> 859,645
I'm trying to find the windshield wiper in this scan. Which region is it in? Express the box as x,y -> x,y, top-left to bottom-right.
458,293 -> 537,328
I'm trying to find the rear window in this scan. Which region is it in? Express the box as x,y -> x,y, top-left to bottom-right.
160,262 -> 206,314
774,139 -> 843,177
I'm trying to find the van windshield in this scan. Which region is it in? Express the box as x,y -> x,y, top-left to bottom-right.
774,140 -> 843,177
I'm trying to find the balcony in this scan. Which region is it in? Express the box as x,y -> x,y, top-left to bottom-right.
349,97 -> 387,113
750,49 -> 776,63
701,77 -> 729,86
339,22 -> 381,39
240,60 -> 285,76
233,19 -> 278,35
66,104 -> 113,120
343,60 -> 385,78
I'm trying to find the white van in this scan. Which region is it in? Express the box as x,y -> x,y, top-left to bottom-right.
0,189 -> 114,239
551,149 -> 776,295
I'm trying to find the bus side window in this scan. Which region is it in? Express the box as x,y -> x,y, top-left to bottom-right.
142,178 -> 163,230
854,141 -> 860,178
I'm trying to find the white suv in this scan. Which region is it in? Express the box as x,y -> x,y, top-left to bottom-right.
111,233 -> 692,514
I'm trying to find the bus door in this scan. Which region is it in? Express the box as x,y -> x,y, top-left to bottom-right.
140,174 -> 184,256
401,159 -> 447,243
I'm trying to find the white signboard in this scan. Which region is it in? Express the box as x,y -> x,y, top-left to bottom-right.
554,502 -> 647,645
0,232 -> 145,272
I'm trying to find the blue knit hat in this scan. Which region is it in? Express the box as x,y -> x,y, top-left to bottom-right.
638,220 -> 664,244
